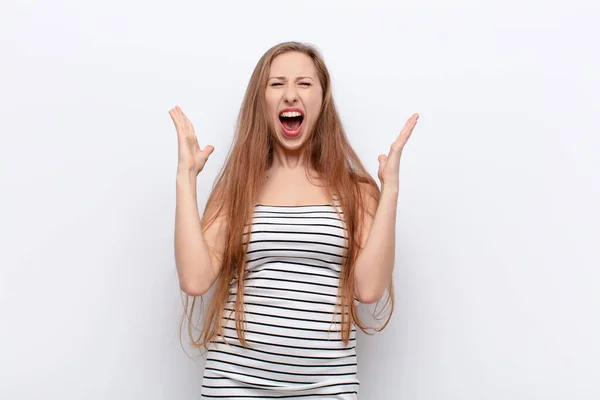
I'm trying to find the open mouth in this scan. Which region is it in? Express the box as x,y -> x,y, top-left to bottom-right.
279,110 -> 304,137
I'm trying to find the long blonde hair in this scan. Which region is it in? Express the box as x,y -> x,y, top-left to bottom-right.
182,41 -> 393,350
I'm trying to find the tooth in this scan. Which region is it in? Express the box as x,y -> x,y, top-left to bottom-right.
280,111 -> 303,117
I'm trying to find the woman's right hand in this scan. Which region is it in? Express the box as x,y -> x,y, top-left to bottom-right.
169,105 -> 214,176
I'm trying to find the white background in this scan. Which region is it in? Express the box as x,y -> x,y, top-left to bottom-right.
1,1 -> 599,399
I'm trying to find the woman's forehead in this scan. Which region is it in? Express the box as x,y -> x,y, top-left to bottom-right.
269,52 -> 317,78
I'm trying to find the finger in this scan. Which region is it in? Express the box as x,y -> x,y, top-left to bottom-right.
171,106 -> 182,122
174,106 -> 187,123
202,145 -> 215,156
397,114 -> 418,138
173,107 -> 193,137
169,108 -> 182,132
180,108 -> 192,125
175,106 -> 185,124
392,113 -> 419,150
400,113 -> 418,131
178,108 -> 195,135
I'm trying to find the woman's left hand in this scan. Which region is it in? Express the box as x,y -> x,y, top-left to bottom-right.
377,113 -> 419,189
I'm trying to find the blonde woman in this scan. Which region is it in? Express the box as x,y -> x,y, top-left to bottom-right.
169,41 -> 418,399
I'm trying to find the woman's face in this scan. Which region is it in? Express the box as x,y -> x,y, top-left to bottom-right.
265,51 -> 324,150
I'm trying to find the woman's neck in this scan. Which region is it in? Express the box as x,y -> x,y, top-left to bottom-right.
271,145 -> 308,170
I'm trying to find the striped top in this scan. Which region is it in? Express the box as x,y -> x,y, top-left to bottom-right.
200,202 -> 360,399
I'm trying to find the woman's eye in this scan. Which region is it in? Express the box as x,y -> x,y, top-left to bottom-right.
299,82 -> 311,87
270,82 -> 282,87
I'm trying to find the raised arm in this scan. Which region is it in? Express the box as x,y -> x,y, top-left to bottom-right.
353,113 -> 419,303
170,106 -> 226,296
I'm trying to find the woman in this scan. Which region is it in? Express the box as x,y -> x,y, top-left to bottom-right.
169,41 -> 418,399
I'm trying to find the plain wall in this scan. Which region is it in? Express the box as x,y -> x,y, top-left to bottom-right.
1,1 -> 599,399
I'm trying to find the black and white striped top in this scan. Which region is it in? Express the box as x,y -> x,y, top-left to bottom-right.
201,202 -> 359,399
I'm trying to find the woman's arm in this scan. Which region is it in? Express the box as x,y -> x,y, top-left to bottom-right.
353,184 -> 398,303
174,173 -> 227,296
169,106 -> 225,296
353,113 -> 419,303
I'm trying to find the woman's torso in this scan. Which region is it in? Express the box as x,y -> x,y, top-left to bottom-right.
201,201 -> 360,398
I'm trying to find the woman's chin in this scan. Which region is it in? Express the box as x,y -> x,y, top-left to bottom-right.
275,130 -> 308,150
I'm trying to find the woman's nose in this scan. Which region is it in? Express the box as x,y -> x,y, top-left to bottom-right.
283,86 -> 298,104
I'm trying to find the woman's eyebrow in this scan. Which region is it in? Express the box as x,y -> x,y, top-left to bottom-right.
268,76 -> 314,80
